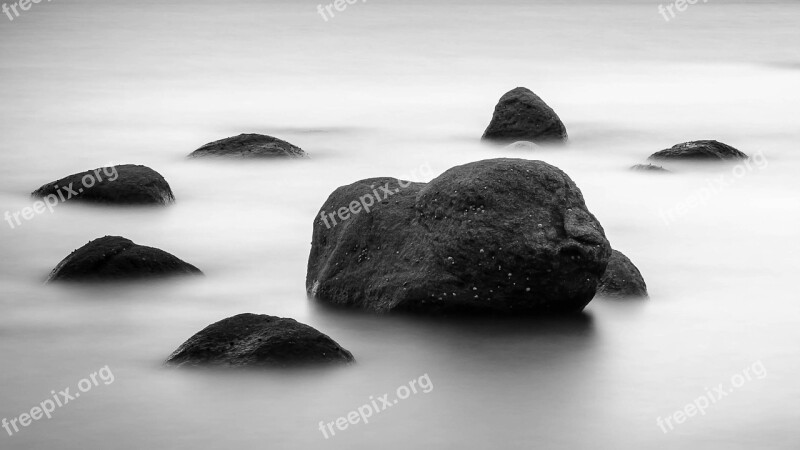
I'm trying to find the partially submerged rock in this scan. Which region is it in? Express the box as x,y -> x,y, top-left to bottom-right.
482,87 -> 568,144
505,141 -> 539,151
630,164 -> 670,173
32,164 -> 174,205
188,133 -> 307,159
648,140 -> 747,161
165,313 -> 355,368
597,250 -> 648,298
47,236 -> 202,282
307,158 -> 611,315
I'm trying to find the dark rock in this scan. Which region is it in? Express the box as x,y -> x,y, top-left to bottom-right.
630,164 -> 670,173
307,158 -> 611,315
188,133 -> 306,159
648,140 -> 747,161
47,236 -> 202,282
165,313 -> 355,368
482,87 -> 568,144
32,164 -> 174,205
597,250 -> 648,298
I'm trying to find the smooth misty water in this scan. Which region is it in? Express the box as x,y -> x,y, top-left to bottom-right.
1,1 -> 799,449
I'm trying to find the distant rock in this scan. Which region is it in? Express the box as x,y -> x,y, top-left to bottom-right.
165,313 -> 355,368
482,87 -> 568,144
631,164 -> 670,173
188,133 -> 307,159
32,164 -> 174,205
597,250 -> 648,298
47,236 -> 202,282
307,158 -> 611,315
648,140 -> 747,161
505,141 -> 539,151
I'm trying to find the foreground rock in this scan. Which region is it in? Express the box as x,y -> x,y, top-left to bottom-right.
165,313 -> 355,368
648,140 -> 747,161
188,133 -> 306,159
482,87 -> 568,144
597,250 -> 648,298
32,164 -> 174,205
630,164 -> 670,173
47,236 -> 202,282
307,158 -> 611,315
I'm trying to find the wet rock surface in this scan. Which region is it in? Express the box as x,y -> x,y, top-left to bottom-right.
32,164 -> 174,205
307,158 -> 611,315
46,236 -> 202,282
648,140 -> 747,161
482,87 -> 568,144
188,133 -> 307,159
165,313 -> 355,368
597,250 -> 648,298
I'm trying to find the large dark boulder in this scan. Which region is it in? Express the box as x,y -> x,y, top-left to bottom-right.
32,164 -> 174,205
47,236 -> 202,282
307,158 -> 611,315
648,140 -> 747,161
188,133 -> 306,159
165,313 -> 355,368
596,250 -> 648,298
482,87 -> 568,144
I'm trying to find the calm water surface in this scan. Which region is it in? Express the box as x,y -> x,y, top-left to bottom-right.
1,1 -> 799,449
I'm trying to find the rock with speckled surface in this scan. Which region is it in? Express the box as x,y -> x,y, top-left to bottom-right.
597,250 -> 648,298
648,140 -> 747,161
165,313 -> 355,368
307,158 -> 611,315
482,87 -> 568,144
46,236 -> 202,282
188,133 -> 306,159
